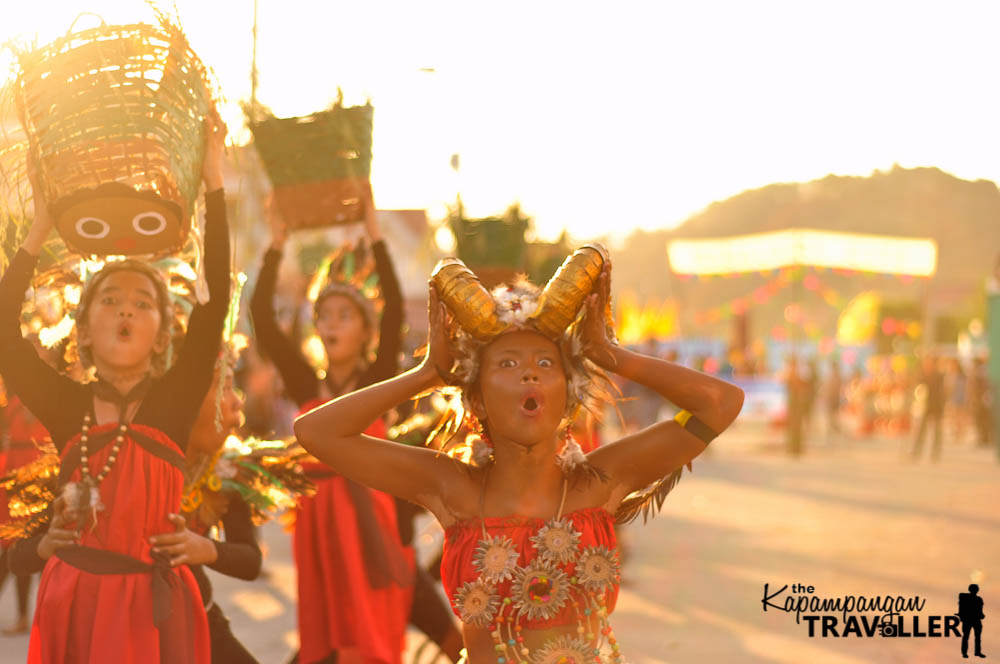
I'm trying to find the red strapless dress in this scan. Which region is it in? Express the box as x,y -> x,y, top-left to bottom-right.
294,403 -> 415,664
27,423 -> 210,664
441,506 -> 620,629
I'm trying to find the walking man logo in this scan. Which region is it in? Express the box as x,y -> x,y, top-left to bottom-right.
958,584 -> 986,658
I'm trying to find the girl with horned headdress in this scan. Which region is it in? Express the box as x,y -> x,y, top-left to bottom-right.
294,246 -> 744,661
0,112 -> 229,664
251,187 -> 461,663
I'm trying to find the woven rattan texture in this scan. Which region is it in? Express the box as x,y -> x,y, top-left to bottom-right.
449,213 -> 529,269
16,20 -> 212,219
249,104 -> 373,186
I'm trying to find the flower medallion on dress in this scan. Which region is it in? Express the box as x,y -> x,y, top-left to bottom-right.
510,559 -> 571,621
531,635 -> 600,663
530,517 -> 582,565
454,578 -> 500,628
576,545 -> 621,593
473,533 -> 520,584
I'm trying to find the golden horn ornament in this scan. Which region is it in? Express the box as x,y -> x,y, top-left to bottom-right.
529,243 -> 609,339
431,259 -> 508,341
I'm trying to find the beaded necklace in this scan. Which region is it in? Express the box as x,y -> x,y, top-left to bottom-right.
453,467 -> 625,663
63,376 -> 151,523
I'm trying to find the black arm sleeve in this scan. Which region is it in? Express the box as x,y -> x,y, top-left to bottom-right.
248,248 -> 319,406
8,533 -> 46,575
142,189 -> 231,447
362,239 -> 403,386
0,249 -> 88,449
205,494 -> 262,581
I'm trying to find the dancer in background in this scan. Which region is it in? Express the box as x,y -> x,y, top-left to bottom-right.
0,370 -> 48,635
158,359 -> 260,664
251,189 -> 461,663
294,246 -> 744,660
0,113 -> 229,664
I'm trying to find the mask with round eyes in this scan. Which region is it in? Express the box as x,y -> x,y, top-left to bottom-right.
52,184 -> 187,256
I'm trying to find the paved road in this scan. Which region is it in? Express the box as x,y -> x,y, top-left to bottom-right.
0,427 -> 996,663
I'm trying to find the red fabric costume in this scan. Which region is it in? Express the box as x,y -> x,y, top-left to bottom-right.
0,190 -> 229,663
251,241 -> 414,664
441,506 -> 619,629
28,424 -> 210,664
294,408 -> 415,664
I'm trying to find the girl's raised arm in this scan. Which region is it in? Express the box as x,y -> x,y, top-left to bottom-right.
154,113 -> 232,442
584,265 -> 744,505
0,156 -> 87,447
247,197 -> 318,407
363,186 -> 404,381
294,287 -> 473,522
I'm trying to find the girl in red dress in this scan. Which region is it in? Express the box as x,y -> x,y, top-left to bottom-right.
0,113 -> 230,664
294,247 -> 745,661
251,189 -> 463,664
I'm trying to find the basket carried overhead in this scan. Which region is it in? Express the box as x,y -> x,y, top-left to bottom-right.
249,101 -> 373,230
14,14 -> 213,257
448,203 -> 529,288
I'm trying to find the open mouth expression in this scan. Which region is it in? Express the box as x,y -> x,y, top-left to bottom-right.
83,269 -> 163,368
478,330 -> 567,445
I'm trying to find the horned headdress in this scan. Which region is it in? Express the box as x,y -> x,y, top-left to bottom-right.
429,244 -> 691,525
431,243 -> 615,346
427,244 -> 618,474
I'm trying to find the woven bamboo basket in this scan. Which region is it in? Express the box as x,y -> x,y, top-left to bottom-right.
15,15 -> 212,257
249,102 -> 373,230
448,203 -> 530,286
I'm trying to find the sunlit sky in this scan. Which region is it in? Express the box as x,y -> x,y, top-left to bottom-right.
4,1 -> 1000,241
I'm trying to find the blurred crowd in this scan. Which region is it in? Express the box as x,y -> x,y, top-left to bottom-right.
566,339 -> 996,460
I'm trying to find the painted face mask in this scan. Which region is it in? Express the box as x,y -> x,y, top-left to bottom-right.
52,184 -> 187,256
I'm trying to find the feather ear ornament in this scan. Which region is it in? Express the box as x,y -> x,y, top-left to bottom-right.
555,425 -> 607,486
555,434 -> 586,473
468,434 -> 494,467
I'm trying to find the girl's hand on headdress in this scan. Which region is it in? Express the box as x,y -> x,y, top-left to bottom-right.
201,108 -> 228,192
580,264 -> 616,370
421,284 -> 454,384
149,513 -> 218,567
37,497 -> 79,560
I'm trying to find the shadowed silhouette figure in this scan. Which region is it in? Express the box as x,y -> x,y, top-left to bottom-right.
958,584 -> 986,658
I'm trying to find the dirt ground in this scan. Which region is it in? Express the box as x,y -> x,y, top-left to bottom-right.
0,425 -> 995,663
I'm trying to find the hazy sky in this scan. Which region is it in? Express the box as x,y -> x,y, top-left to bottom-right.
4,1 -> 1000,241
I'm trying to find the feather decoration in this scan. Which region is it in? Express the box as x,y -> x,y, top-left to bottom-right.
308,237 -> 382,306
556,428 -> 607,486
181,436 -> 315,530
613,465 -> 687,525
0,444 -> 60,540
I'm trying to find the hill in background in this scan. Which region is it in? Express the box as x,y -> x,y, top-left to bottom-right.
611,166 -> 1000,344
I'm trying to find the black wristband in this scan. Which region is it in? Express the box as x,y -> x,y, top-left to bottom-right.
674,410 -> 719,444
